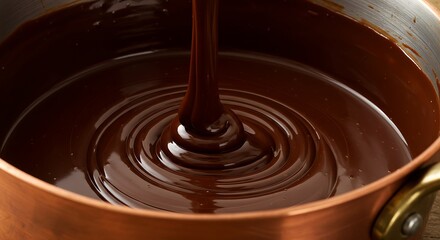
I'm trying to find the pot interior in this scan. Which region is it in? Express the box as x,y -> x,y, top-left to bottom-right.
0,0 -> 439,212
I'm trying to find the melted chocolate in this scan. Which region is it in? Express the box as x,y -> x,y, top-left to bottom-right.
158,0 -> 273,170
0,0 -> 438,213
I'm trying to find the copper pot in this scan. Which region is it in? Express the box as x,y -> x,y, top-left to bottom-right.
0,0 -> 439,239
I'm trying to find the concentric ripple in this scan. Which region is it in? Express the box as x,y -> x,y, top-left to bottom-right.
87,85 -> 337,213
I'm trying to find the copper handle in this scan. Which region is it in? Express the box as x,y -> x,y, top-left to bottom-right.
372,162 -> 440,239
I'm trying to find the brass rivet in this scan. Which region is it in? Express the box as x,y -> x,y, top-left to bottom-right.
401,213 -> 423,237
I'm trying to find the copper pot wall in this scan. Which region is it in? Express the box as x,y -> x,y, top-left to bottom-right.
0,0 -> 439,239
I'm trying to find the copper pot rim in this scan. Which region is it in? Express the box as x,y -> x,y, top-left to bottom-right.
0,136 -> 439,221
423,0 -> 440,21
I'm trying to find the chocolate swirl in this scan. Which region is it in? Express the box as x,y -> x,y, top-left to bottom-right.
87,82 -> 337,212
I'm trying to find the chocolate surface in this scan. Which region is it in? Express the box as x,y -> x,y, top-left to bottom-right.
0,0 -> 438,213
